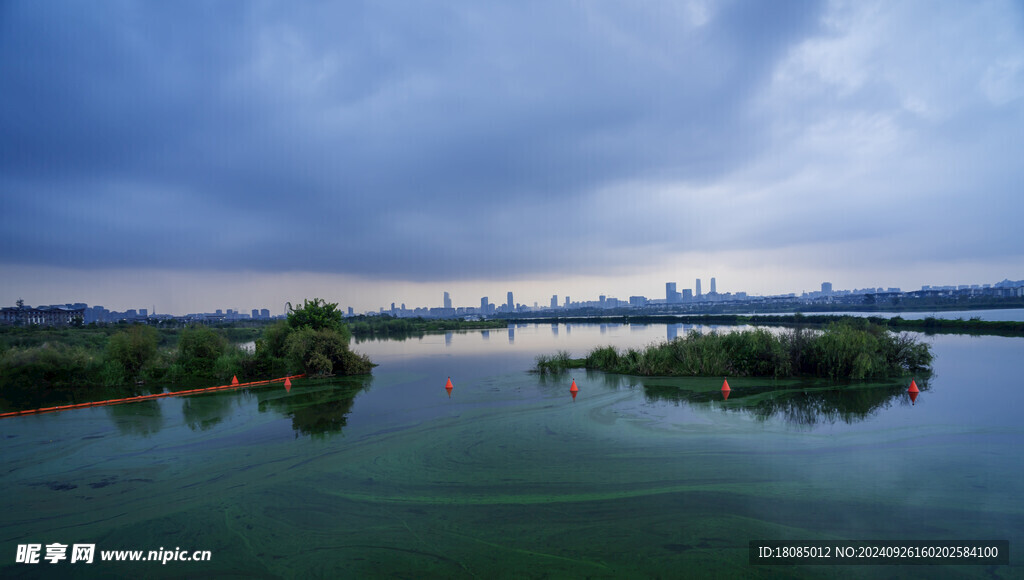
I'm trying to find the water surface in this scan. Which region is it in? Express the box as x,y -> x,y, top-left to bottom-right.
2,324 -> 1021,577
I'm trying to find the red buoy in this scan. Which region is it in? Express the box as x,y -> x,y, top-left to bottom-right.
908,380 -> 919,393
284,377 -> 292,392
231,375 -> 239,385
721,379 -> 730,392
570,379 -> 579,402
445,377 -> 454,398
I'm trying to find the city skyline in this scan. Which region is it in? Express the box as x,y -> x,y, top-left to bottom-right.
2,3 -> 1022,314
7,274 -> 1022,319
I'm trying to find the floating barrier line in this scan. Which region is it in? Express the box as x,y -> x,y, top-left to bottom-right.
0,374 -> 306,419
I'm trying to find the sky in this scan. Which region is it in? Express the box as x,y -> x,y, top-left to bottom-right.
2,0 -> 1023,314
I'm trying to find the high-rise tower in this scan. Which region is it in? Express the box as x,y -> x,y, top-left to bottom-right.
710,277 -> 717,294
443,292 -> 452,309
696,278 -> 702,298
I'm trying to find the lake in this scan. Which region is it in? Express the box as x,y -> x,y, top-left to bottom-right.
2,323 -> 1022,577
753,308 -> 1024,322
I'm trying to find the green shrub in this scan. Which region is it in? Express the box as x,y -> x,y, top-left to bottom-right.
177,326 -> 227,377
105,325 -> 159,381
0,344 -> 101,388
565,321 -> 931,380
285,327 -> 373,376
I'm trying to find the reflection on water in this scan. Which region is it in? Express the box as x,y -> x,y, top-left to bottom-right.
535,346 -> 933,428
641,377 -> 930,427
257,375 -> 373,438
107,399 -> 164,436
182,393 -> 237,431
508,326 -> 514,344
667,323 -> 680,341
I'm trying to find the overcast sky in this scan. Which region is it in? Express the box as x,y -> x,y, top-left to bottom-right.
2,1 -> 1022,314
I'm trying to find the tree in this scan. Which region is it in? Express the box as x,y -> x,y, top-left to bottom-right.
177,326 -> 227,377
272,298 -> 372,377
106,325 -> 159,379
287,298 -> 344,333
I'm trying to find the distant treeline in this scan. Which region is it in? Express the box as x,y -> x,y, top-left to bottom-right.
346,315 -> 507,339
521,313 -> 1024,336
536,320 -> 933,380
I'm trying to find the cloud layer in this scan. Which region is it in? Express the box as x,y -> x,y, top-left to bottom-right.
2,0 -> 1022,290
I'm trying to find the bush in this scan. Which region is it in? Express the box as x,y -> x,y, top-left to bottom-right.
536,350 -> 574,374
177,326 -> 227,377
0,343 -> 102,388
285,327 -> 372,376
566,321 -> 931,380
105,325 -> 159,380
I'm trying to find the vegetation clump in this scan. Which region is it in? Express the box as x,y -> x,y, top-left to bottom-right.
537,320 -> 932,380
277,298 -> 373,377
535,350 -> 575,375
0,298 -> 373,397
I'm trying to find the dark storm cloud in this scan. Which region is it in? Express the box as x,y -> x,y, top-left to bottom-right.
3,1 -> 1021,281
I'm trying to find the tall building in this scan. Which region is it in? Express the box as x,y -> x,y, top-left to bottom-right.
695,278 -> 702,298
550,295 -> 558,309
710,278 -> 716,294
666,282 -> 677,302
443,292 -> 452,309
507,292 -> 514,311
822,282 -> 833,295
481,297 -> 489,311
564,296 -> 570,307
252,309 -> 259,319
261,308 -> 270,319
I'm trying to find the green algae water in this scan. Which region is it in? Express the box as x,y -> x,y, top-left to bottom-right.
2,324 -> 1023,578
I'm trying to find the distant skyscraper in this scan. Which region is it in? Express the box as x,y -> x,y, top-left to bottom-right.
481,297 -> 489,311
822,282 -> 833,295
695,278 -> 702,298
710,278 -> 716,294
261,308 -> 270,319
507,292 -> 514,311
347,307 -> 353,316
551,295 -> 558,308
252,309 -> 259,319
564,296 -> 570,307
444,292 -> 452,309
666,282 -> 676,301
683,289 -> 693,300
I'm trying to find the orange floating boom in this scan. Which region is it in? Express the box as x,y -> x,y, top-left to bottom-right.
0,374 -> 305,420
